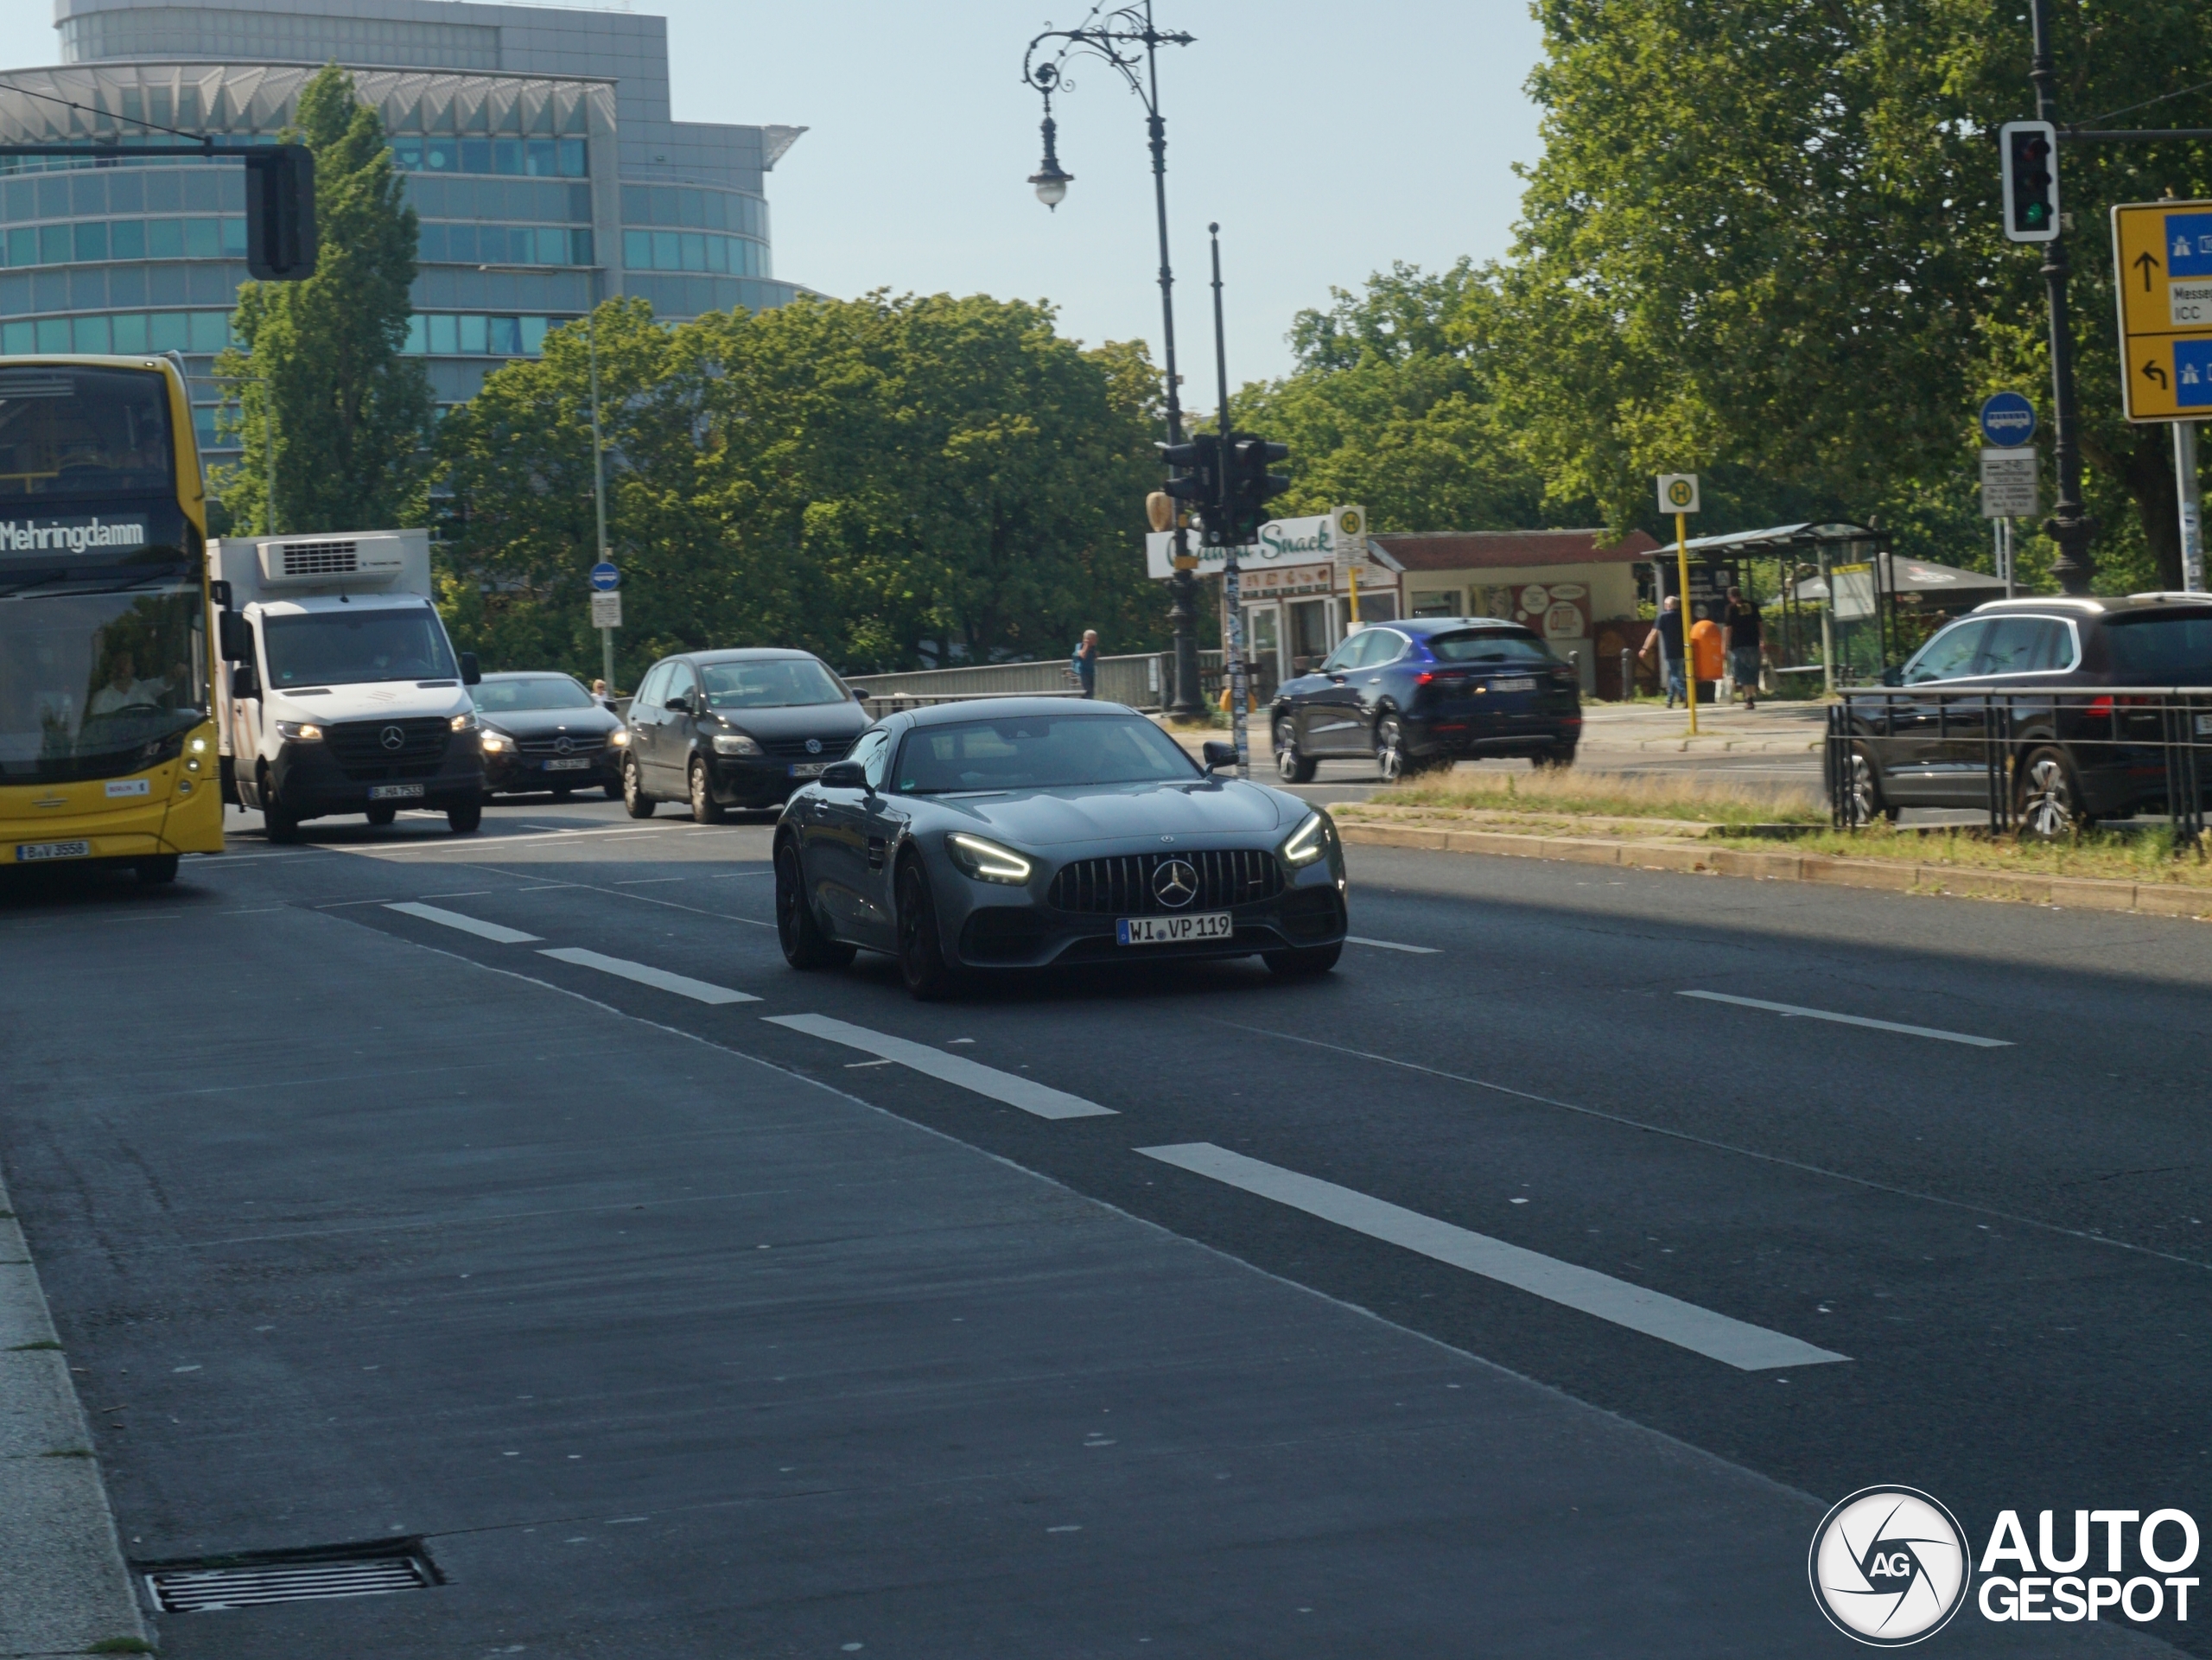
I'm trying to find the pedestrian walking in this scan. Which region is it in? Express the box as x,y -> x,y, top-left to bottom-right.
1722,586 -> 1764,709
1637,595 -> 1688,709
1071,629 -> 1100,699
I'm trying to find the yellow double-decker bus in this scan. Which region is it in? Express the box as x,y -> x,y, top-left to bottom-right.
0,355 -> 222,882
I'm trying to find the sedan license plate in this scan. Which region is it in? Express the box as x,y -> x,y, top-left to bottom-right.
1117,911 -> 1232,945
367,783 -> 426,801
15,840 -> 90,863
1492,676 -> 1537,692
788,762 -> 826,779
543,758 -> 591,772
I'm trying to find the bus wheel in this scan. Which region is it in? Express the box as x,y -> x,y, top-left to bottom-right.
135,855 -> 179,885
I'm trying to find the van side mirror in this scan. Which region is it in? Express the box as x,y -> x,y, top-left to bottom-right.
1201,741 -> 1239,773
218,610 -> 251,664
232,661 -> 261,699
819,760 -> 867,790
460,651 -> 482,686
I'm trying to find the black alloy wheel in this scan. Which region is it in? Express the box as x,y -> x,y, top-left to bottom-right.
689,758 -> 727,824
365,804 -> 397,827
1264,940 -> 1343,978
134,855 -> 179,884
261,770 -> 300,843
1374,712 -> 1408,785
2015,746 -> 2088,842
622,755 -> 656,818
1532,745 -> 1577,772
895,856 -> 963,1001
447,798 -> 483,835
1274,716 -> 1316,784
775,837 -> 855,970
1840,745 -> 1897,828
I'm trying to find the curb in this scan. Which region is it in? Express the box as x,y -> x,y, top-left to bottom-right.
1335,821 -> 2212,919
0,1171 -> 149,1659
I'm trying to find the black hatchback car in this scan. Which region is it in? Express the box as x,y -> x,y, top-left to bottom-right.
623,647 -> 871,821
1270,617 -> 1583,783
473,671 -> 626,799
1839,595 -> 2212,834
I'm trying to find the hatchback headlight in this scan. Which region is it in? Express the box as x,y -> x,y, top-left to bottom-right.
1281,810 -> 1331,867
274,721 -> 322,741
946,831 -> 1033,884
712,733 -> 763,756
479,728 -> 512,753
450,712 -> 478,733
608,728 -> 630,747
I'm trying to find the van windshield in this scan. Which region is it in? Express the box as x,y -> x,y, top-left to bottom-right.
263,607 -> 457,689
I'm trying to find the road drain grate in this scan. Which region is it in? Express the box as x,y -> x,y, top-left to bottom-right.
141,1539 -> 440,1612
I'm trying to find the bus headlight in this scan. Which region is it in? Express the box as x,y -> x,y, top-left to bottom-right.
274,721 -> 323,741
1281,811 -> 1330,867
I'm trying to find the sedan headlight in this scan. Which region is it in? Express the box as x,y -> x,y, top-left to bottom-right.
712,733 -> 763,756
608,728 -> 630,747
479,728 -> 512,754
945,831 -> 1033,884
273,720 -> 322,741
1281,810 -> 1331,867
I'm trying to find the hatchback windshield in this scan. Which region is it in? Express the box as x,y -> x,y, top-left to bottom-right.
263,607 -> 457,689
1427,628 -> 1553,665
699,658 -> 846,709
895,715 -> 1200,793
474,676 -> 594,713
2102,614 -> 2212,682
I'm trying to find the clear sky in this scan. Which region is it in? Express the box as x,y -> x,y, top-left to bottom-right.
0,0 -> 1549,387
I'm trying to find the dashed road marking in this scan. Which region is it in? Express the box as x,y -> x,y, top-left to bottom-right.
383,901 -> 542,944
1136,1142 -> 1847,1372
537,947 -> 760,1004
1345,936 -> 1440,954
1679,990 -> 2010,1048
766,1014 -> 1116,1120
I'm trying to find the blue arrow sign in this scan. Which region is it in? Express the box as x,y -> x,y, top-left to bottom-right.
1979,392 -> 2037,448
588,561 -> 620,592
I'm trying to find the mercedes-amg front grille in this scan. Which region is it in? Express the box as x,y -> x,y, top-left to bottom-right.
1047,849 -> 1283,915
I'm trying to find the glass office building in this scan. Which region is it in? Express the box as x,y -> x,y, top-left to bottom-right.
1,0 -> 806,457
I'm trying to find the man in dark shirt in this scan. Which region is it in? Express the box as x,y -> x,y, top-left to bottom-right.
1637,595 -> 1687,708
1723,586 -> 1764,709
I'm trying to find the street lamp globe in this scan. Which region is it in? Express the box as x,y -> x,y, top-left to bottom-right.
1028,111 -> 1072,210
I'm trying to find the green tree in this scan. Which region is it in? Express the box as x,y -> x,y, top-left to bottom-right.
213,62 -> 431,533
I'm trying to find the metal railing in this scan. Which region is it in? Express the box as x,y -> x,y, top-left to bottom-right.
842,651 -> 1223,712
1825,685 -> 2212,839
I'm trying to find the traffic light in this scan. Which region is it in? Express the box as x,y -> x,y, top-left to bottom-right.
1999,120 -> 2059,244
1157,433 -> 1221,531
245,144 -> 319,281
1222,435 -> 1290,547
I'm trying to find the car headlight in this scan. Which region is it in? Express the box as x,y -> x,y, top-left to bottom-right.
479,728 -> 512,753
608,728 -> 630,747
273,720 -> 322,741
1281,810 -> 1331,867
712,733 -> 763,756
945,831 -> 1033,884
450,712 -> 479,733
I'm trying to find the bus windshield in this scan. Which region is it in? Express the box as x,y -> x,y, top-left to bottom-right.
263,607 -> 457,689
0,585 -> 206,784
0,365 -> 175,501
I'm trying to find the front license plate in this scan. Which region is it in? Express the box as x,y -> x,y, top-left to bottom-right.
788,762 -> 826,779
1117,911 -> 1233,945
543,758 -> 591,771
1493,676 -> 1537,692
15,840 -> 90,863
367,783 -> 426,801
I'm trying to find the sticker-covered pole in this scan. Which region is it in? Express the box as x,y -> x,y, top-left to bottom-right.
1676,512 -> 1697,735
2177,421 -> 2205,595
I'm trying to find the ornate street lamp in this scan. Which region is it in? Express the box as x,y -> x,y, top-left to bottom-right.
1027,100 -> 1072,210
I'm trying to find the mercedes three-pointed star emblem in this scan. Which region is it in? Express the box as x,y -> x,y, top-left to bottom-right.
1152,858 -> 1199,909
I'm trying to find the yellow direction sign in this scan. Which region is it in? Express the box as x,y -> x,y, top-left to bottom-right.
2112,199 -> 2212,422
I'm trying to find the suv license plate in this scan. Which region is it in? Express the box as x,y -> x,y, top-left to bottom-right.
788,762 -> 826,778
367,783 -> 426,801
1117,912 -> 1232,945
1493,676 -> 1536,691
543,758 -> 591,771
15,840 -> 90,862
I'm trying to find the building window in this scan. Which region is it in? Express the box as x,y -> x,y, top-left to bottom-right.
402,314 -> 571,358
390,136 -> 587,179
623,228 -> 764,277
415,222 -> 592,267
0,216 -> 246,268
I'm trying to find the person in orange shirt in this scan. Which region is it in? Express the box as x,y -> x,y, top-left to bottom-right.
1688,608 -> 1726,701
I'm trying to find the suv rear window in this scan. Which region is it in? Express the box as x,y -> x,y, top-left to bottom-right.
1426,628 -> 1553,665
2102,613 -> 2212,682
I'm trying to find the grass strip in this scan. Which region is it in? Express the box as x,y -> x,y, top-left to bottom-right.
1373,767 -> 1827,826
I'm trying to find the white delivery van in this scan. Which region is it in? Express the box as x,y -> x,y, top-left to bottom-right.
210,529 -> 486,841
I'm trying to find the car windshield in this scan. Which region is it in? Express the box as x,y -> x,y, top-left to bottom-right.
894,715 -> 1200,794
263,607 -> 457,689
474,676 -> 594,713
2102,614 -> 2212,683
699,658 -> 846,709
0,584 -> 205,784
1426,628 -> 1553,664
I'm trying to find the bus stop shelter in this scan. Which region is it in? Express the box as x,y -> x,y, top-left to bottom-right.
1672,521 -> 1896,691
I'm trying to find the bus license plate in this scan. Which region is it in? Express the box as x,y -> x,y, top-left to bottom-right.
543,758 -> 590,771
15,841 -> 91,862
367,783 -> 425,801
1117,912 -> 1231,945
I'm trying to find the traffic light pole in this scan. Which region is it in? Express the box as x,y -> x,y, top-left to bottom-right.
1207,225 -> 1249,776
2028,0 -> 2096,595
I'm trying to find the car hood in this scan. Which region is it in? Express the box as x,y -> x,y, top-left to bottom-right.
925,777 -> 1300,846
699,702 -> 871,741
479,706 -> 622,740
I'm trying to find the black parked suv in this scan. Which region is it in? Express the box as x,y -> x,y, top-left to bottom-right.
1270,617 -> 1583,783
1839,594 -> 2212,836
474,671 -> 627,799
623,648 -> 871,821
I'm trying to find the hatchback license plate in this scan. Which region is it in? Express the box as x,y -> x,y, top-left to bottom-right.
788,762 -> 825,779
15,840 -> 90,862
1117,911 -> 1232,945
543,758 -> 590,771
1493,676 -> 1536,691
367,783 -> 426,801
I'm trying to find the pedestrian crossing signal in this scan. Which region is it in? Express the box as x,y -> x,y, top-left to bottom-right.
2001,121 -> 2059,245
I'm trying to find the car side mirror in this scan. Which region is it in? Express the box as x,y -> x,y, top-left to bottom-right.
1881,667 -> 1904,687
819,760 -> 867,791
1201,741 -> 1239,773
664,694 -> 690,715
854,687 -> 868,703
218,609 -> 251,664
232,661 -> 260,699
460,651 -> 482,687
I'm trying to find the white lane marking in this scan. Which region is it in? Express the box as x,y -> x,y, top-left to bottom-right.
765,1014 -> 1116,1120
1679,990 -> 2011,1049
536,947 -> 760,1005
1136,1142 -> 1847,1372
1345,935 -> 1441,955
352,825 -> 673,857
383,901 -> 542,944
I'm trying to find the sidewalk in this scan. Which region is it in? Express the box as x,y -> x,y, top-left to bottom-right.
1575,701 -> 1827,754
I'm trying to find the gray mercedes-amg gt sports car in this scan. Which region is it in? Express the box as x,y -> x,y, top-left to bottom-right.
772,697 -> 1349,998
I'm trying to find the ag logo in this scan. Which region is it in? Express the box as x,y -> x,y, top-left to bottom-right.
1809,1487 -> 1970,1646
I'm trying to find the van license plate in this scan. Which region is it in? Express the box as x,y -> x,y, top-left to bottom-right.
1117,912 -> 1232,945
15,840 -> 90,862
367,784 -> 425,801
543,758 -> 590,771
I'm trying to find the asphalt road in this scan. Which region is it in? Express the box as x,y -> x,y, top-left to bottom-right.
2,790 -> 2202,1657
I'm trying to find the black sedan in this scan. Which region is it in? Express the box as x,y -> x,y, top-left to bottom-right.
472,671 -> 627,799
1270,618 -> 1583,784
623,647 -> 871,822
1839,594 -> 2212,836
774,698 -> 1349,998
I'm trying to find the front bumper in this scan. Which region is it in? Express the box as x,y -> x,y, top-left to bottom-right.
270,736 -> 484,818
484,747 -> 620,794
0,722 -> 224,866
707,754 -> 831,805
